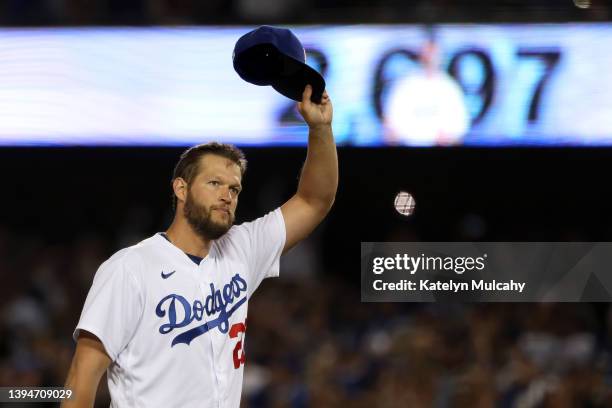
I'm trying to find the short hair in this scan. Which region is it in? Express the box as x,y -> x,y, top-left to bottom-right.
171,142 -> 247,210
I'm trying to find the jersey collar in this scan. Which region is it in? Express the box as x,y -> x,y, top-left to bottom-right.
155,232 -> 213,267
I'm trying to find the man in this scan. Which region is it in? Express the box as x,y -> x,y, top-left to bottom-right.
62,84 -> 336,407
384,37 -> 470,146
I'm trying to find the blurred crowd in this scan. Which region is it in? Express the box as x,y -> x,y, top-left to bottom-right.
0,227 -> 611,407
245,282 -> 612,407
0,0 -> 610,25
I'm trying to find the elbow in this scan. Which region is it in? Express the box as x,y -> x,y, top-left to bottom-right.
326,193 -> 336,212
318,182 -> 338,212
297,191 -> 336,216
316,192 -> 336,216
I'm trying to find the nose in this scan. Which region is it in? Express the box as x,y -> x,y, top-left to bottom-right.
219,186 -> 232,203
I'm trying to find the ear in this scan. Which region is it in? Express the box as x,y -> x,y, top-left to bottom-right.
173,178 -> 188,205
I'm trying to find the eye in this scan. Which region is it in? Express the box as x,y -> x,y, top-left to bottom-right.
230,187 -> 241,195
208,180 -> 220,186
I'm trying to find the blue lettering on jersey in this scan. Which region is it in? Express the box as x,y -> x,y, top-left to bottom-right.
155,273 -> 248,346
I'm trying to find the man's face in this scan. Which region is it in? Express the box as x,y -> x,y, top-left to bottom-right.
420,41 -> 440,72
183,154 -> 242,240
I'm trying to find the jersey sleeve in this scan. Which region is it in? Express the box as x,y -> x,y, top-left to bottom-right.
73,252 -> 145,361
236,208 -> 286,297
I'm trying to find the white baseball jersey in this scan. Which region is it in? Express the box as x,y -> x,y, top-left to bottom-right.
73,208 -> 286,408
385,70 -> 469,145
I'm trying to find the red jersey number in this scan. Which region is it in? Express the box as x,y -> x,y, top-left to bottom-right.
229,322 -> 246,369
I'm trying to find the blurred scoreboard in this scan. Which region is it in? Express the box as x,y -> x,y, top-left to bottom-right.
0,24 -> 611,146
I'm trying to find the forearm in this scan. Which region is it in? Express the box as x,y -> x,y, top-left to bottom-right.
61,334 -> 110,408
296,124 -> 338,209
61,364 -> 98,408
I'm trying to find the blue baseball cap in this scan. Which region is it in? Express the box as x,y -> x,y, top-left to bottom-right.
233,26 -> 325,103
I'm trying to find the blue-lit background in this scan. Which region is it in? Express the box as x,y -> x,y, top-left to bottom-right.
1,24 -> 612,146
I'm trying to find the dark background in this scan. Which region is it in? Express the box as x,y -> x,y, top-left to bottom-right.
0,0 -> 609,25
3,146 -> 611,247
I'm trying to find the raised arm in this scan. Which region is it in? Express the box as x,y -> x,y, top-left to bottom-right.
61,331 -> 111,408
281,85 -> 338,253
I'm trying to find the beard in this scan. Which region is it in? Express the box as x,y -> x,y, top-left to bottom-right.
184,192 -> 234,240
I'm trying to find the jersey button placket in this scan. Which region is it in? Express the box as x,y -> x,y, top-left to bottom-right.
198,262 -> 222,406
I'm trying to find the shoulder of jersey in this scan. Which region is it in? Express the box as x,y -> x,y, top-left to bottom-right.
211,224 -> 250,258
100,235 -> 160,271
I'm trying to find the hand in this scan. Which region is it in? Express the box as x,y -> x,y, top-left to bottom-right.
297,85 -> 333,129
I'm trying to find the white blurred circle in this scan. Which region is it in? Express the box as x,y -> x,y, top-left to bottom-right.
574,0 -> 591,8
394,191 -> 416,216
385,72 -> 469,146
